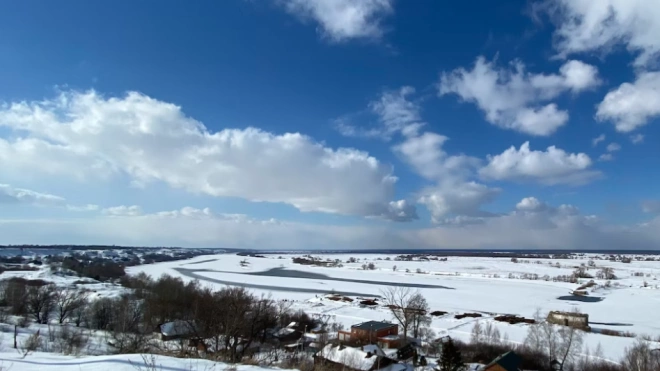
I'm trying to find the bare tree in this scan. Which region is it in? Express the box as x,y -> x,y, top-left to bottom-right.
556,320 -> 584,369
597,267 -> 616,280
409,293 -> 430,339
109,295 -> 150,353
54,288 -> 88,324
483,321 -> 501,345
471,321 -> 483,344
26,284 -> 56,324
381,286 -> 423,340
524,309 -> 584,370
524,309 -> 545,354
622,339 -> 660,371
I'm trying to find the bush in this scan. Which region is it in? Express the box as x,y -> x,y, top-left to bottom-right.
51,325 -> 89,355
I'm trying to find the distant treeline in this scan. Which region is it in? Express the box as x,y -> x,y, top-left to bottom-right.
0,245 -> 227,252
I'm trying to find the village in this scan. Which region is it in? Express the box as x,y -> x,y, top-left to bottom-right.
0,250 -> 659,371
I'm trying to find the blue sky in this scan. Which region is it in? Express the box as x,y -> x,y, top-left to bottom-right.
0,0 -> 659,249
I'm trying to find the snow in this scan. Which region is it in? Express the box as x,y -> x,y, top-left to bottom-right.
317,343 -> 383,371
0,351 -> 272,371
129,253 -> 660,362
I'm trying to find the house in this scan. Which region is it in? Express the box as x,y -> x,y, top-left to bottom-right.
315,343 -> 397,371
275,327 -> 304,345
483,351 -> 522,371
338,321 -> 401,348
157,320 -> 197,341
546,311 -> 590,330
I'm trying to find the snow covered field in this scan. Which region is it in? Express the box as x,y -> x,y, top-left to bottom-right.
129,253 -> 660,362
0,351 -> 265,371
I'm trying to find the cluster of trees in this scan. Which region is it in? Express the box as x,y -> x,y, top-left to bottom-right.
361,263 -> 376,270
0,278 -> 88,325
292,256 -> 342,267
0,273 -> 334,362
116,273 -> 327,361
48,255 -> 128,281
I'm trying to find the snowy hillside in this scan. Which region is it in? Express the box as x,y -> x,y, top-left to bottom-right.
0,351 -> 269,371
129,252 -> 660,362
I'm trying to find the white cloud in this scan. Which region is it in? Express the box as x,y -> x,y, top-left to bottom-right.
419,182 -> 500,223
516,196 -> 548,212
393,132 -> 479,181
0,90 -> 415,222
412,197 -> 660,250
66,204 -> 99,212
0,184 -> 65,207
336,86 -> 424,140
592,134 -> 605,146
0,209 -> 410,250
480,142 -> 600,185
0,183 -> 97,212
369,86 -> 425,138
630,133 -> 645,144
335,88 -> 499,221
393,132 -> 499,220
1,200 -> 658,250
606,142 -> 621,152
102,205 -> 142,217
557,60 -> 603,91
596,72 -> 660,132
280,0 -> 393,42
439,57 -> 600,136
544,0 -> 660,68
598,153 -> 614,162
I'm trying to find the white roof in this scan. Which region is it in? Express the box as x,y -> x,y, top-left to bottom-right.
318,344 -> 382,371
363,344 -> 386,357
276,327 -> 297,337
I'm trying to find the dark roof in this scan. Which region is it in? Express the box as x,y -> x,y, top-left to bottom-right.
485,351 -> 521,371
352,321 -> 397,331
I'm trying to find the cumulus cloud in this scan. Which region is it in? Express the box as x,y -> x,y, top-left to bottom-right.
439,57 -> 600,136
592,134 -> 605,147
480,142 -> 600,185
337,88 -> 498,221
544,0 -> 660,68
516,196 -> 548,212
393,132 -> 479,181
0,90 -> 414,222
0,184 -> 65,207
336,86 -> 424,140
596,72 -> 660,132
598,153 -> 614,162
280,0 -> 393,42
419,182 -> 500,223
393,132 -> 499,220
